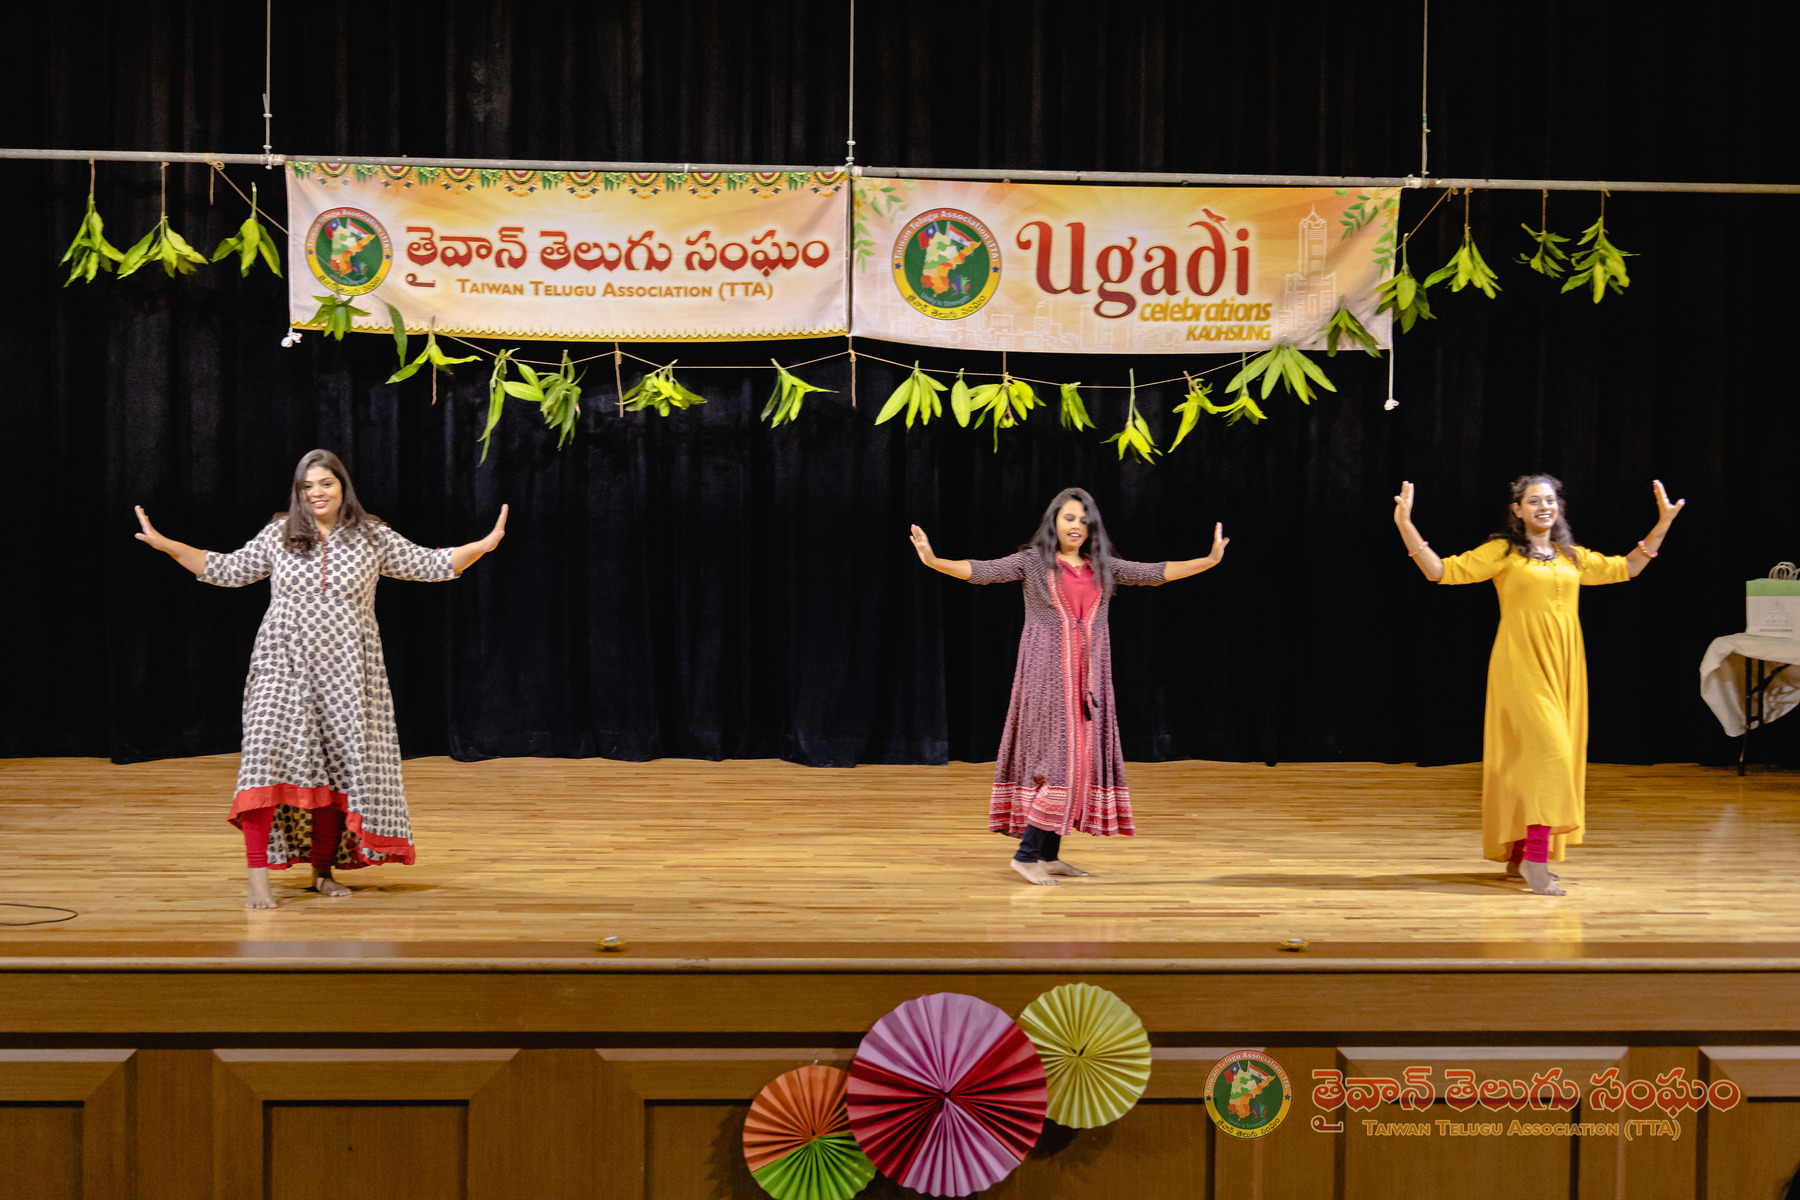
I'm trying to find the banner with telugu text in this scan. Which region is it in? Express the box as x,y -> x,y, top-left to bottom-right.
285,163 -> 850,341
850,180 -> 1398,354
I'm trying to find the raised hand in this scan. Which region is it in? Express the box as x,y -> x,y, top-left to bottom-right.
1651,479 -> 1686,526
908,524 -> 935,566
483,503 -> 509,550
1393,481 -> 1416,526
1208,521 -> 1230,564
133,505 -> 166,550
449,504 -> 510,573
133,505 -> 207,574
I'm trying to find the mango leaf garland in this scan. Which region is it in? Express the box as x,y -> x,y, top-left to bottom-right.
60,191 -> 124,285
1224,342 -> 1336,404
386,303 -> 409,369
621,363 -> 706,417
763,360 -> 834,427
1322,305 -> 1380,357
307,293 -> 370,340
1102,372 -> 1159,464
1169,375 -> 1209,449
875,363 -> 946,428
1562,211 -> 1634,302
118,212 -> 209,279
1375,244 -> 1434,333
1058,382 -> 1095,432
1518,223 -> 1572,278
208,182 -> 282,277
1424,219 -> 1501,298
539,350 -> 584,447
387,330 -> 479,384
968,374 -> 1038,450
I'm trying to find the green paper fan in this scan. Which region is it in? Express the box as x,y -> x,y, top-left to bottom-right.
1017,983 -> 1152,1128
750,1132 -> 874,1200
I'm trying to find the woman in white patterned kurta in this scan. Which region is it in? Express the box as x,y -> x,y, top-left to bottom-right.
135,449 -> 506,908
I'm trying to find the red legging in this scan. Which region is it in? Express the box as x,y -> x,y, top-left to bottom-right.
1507,825 -> 1552,865
240,805 -> 346,870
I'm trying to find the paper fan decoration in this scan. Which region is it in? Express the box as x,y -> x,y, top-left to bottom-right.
1016,983 -> 1152,1128
744,1065 -> 876,1200
847,992 -> 1047,1197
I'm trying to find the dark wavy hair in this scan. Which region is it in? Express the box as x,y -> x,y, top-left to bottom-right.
277,449 -> 382,554
1491,473 -> 1578,563
1024,487 -> 1117,596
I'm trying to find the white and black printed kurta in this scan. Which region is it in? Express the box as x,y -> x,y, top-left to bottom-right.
201,519 -> 456,869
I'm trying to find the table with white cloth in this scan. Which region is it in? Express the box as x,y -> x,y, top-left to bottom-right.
1698,633 -> 1800,773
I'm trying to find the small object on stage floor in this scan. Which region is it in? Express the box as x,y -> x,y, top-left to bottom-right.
1277,937 -> 1309,952
596,935 -> 626,952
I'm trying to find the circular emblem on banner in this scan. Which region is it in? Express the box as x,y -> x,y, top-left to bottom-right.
1204,1050 -> 1291,1140
892,208 -> 1001,320
304,208 -> 393,294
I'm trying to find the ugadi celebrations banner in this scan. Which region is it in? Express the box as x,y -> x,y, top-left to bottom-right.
285,162 -> 850,341
850,179 -> 1399,354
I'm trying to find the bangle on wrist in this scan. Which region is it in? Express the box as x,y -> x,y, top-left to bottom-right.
1408,541 -> 1430,558
1637,540 -> 1659,558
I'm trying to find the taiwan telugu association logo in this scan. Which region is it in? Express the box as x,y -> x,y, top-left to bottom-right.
304,208 -> 393,294
1204,1050 -> 1292,1139
891,208 -> 1001,320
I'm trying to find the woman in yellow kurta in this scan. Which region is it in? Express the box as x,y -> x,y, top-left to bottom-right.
1393,475 -> 1686,895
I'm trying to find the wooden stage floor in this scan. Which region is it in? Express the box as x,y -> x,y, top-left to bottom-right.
3,755 -> 1797,960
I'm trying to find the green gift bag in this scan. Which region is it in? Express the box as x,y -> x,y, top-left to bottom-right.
1747,563 -> 1800,636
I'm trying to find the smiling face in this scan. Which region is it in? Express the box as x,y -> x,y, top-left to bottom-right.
1055,498 -> 1089,554
1512,481 -> 1559,535
301,466 -> 344,529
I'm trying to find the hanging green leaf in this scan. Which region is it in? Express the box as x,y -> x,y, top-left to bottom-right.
1058,382 -> 1094,431
117,212 -> 210,279
306,293 -> 371,340
621,363 -> 706,417
1322,304 -> 1380,357
762,360 -> 835,427
875,363 -> 946,428
478,349 -> 518,464
208,182 -> 282,277
538,349 -> 584,447
1518,223 -> 1572,278
1375,243 -> 1435,333
1169,375 -> 1207,449
1424,223 -> 1501,298
1561,210 -> 1634,303
385,303 -> 409,369
1102,371 -> 1159,464
968,373 -> 1038,450
1223,342 -> 1336,404
386,330 -> 479,384
59,191 -> 124,285
948,370 -> 976,428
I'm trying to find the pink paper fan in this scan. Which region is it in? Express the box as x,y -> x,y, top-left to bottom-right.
847,993 -> 1047,1196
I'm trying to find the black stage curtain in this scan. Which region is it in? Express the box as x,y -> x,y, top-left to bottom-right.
5,0 -> 1798,769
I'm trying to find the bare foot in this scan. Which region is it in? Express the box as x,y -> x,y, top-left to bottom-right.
1503,863 -> 1559,882
245,868 -> 276,910
1010,860 -> 1058,886
311,872 -> 352,898
1042,860 -> 1089,877
1520,861 -> 1565,896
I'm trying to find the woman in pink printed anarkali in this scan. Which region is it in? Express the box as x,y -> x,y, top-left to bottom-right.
910,487 -> 1227,885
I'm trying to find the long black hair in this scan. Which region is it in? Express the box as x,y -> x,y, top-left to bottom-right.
1491,473 -> 1578,564
278,449 -> 383,554
1024,487 -> 1118,596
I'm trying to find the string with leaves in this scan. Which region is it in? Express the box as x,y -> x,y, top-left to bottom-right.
763,360 -> 834,426
1518,189 -> 1572,279
59,161 -> 124,284
118,163 -> 208,278
209,182 -> 282,277
1424,189 -> 1501,298
1562,192 -> 1634,302
1102,371 -> 1160,463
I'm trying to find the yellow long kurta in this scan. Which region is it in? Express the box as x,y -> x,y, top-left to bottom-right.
1438,540 -> 1630,862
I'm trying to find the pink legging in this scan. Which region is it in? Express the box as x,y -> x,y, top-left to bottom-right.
1507,825 -> 1552,865
240,805 -> 346,870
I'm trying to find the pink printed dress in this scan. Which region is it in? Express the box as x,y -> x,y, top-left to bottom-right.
967,551 -> 1165,839
199,519 -> 457,869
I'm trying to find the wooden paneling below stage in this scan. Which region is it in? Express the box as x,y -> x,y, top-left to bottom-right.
2,756 -> 1798,1197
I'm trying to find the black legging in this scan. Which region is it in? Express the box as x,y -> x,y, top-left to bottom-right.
1014,825 -> 1062,864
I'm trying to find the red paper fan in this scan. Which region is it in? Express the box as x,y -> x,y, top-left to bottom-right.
847,993 -> 1046,1196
